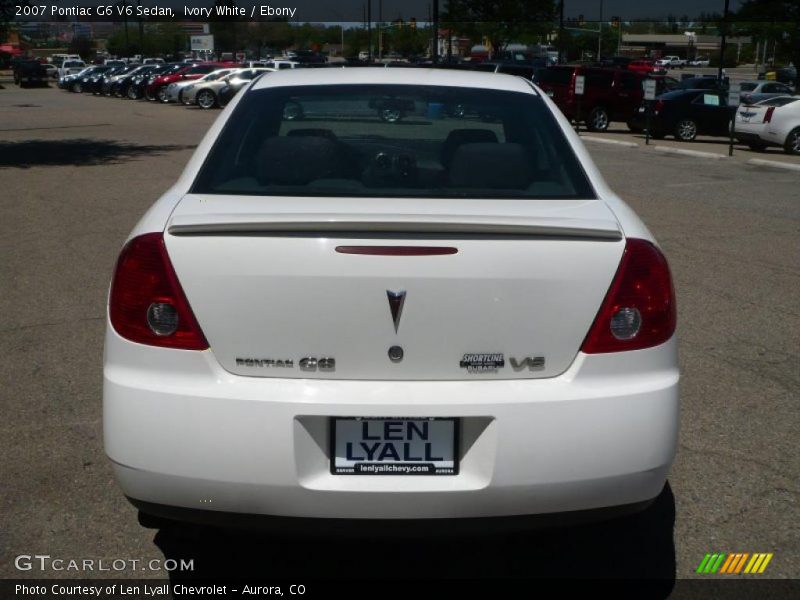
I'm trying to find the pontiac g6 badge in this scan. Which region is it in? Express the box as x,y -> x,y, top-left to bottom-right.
386,290 -> 406,333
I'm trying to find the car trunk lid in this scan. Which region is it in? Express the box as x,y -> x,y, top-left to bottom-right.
164,195 -> 625,380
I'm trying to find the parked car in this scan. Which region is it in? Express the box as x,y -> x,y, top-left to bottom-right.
109,65 -> 161,98
164,68 -> 239,104
689,56 -> 710,67
675,76 -> 728,91
263,59 -> 300,70
185,68 -> 272,109
737,80 -> 796,105
537,65 -> 678,131
104,68 -> 678,529
65,66 -> 113,92
147,62 -> 237,103
43,64 -> 58,80
627,60 -> 666,75
13,60 -> 49,87
629,88 -> 736,141
57,59 -> 86,79
655,56 -> 686,69
735,96 -> 800,154
100,64 -> 140,96
214,68 -> 275,107
135,63 -> 185,100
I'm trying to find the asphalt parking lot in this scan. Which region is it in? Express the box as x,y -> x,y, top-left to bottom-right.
1,84 -> 798,586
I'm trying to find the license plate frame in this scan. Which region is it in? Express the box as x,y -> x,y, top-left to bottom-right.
330,417 -> 459,476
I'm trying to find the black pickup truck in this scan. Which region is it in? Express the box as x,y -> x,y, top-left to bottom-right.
13,60 -> 49,87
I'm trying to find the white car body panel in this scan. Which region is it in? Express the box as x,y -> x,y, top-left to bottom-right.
105,69 -> 678,521
736,97 -> 800,148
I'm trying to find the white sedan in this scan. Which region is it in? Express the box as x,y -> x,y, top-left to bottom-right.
735,96 -> 800,154
163,68 -> 238,104
104,68 -> 679,526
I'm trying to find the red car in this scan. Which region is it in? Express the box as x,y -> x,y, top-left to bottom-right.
628,60 -> 666,75
145,62 -> 237,102
537,66 -> 678,131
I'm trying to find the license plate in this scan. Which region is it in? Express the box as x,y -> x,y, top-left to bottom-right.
331,418 -> 458,475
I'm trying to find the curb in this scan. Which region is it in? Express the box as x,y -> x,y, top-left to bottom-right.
581,136 -> 639,148
746,158 -> 800,172
653,146 -> 728,160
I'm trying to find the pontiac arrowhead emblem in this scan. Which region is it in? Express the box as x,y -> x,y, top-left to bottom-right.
386,290 -> 406,333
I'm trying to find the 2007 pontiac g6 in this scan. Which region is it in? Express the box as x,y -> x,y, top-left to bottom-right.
104,68 -> 678,526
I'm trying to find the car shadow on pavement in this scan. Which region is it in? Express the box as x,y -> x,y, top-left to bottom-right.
151,483 -> 675,589
0,139 -> 195,168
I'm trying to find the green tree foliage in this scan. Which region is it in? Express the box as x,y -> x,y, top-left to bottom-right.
735,0 -> 799,67
444,0 -> 556,55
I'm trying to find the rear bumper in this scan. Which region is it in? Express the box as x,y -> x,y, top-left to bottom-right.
104,329 -> 679,521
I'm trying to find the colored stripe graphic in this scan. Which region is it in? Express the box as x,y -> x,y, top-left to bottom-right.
758,554 -> 774,573
719,554 -> 736,573
697,554 -> 712,574
699,553 -> 774,574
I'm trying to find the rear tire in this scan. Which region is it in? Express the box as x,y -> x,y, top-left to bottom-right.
71,82 -> 82,93
587,107 -> 610,132
127,86 -> 139,100
627,120 -> 643,133
675,119 -> 697,141
196,90 -> 217,109
784,127 -> 800,155
157,87 -> 169,103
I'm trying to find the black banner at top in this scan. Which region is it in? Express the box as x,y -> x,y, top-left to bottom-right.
4,0 -> 795,23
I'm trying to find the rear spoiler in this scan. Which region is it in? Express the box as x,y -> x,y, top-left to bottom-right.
168,213 -> 622,240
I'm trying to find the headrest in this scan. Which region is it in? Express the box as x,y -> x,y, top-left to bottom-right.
441,128 -> 499,168
255,136 -> 344,185
448,143 -> 532,190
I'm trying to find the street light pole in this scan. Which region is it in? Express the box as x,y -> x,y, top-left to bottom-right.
559,0 -> 565,63
718,0 -> 730,82
432,0 -> 439,64
597,0 -> 603,60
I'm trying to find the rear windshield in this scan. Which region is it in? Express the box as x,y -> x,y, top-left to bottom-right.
191,84 -> 594,200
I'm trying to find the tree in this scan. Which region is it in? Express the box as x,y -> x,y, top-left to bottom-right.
735,0 -> 799,69
68,36 -> 94,59
1,0 -> 25,41
444,0 -> 556,58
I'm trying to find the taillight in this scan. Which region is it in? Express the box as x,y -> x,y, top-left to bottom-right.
764,106 -> 775,123
581,239 -> 676,354
109,233 -> 208,350
654,100 -> 664,115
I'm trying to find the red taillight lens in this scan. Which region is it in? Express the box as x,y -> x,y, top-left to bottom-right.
581,239 -> 676,354
764,106 -> 775,123
109,233 -> 208,350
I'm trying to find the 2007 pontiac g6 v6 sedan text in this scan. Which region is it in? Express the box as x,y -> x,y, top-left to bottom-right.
103,68 -> 678,526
